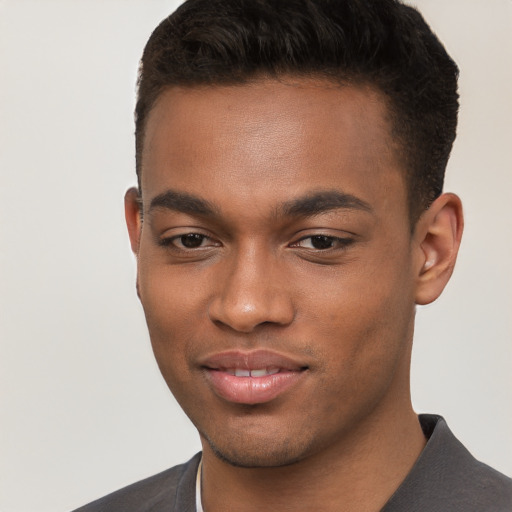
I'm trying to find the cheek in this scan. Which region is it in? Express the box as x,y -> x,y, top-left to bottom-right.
137,229 -> 216,323
137,260 -> 210,385
301,252 -> 415,394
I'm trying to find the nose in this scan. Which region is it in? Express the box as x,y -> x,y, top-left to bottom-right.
208,246 -> 295,333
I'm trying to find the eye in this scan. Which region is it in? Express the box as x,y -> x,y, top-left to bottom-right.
160,233 -> 220,250
176,233 -> 208,249
291,235 -> 354,250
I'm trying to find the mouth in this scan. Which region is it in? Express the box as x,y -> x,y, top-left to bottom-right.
223,367 -> 281,377
200,350 -> 308,405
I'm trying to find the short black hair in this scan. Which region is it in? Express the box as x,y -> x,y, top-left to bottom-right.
136,0 -> 459,224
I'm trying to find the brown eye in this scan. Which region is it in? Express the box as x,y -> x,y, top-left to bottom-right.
309,236 -> 334,249
179,233 -> 206,248
291,235 -> 354,251
159,232 -> 221,251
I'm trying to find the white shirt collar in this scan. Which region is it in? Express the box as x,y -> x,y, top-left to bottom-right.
196,457 -> 203,512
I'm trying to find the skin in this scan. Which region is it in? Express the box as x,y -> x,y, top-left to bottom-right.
125,78 -> 463,511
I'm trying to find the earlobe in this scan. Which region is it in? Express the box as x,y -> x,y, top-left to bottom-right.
414,193 -> 464,305
125,187 -> 143,255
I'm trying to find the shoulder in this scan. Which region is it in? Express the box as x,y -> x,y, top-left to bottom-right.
71,453 -> 201,512
383,415 -> 512,512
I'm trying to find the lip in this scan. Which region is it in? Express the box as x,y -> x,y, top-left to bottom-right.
200,349 -> 308,405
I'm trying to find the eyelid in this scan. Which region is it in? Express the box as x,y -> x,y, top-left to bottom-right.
156,227 -> 355,252
158,231 -> 221,250
291,234 -> 355,249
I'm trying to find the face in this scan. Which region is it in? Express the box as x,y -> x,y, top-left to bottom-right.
130,79 -> 421,468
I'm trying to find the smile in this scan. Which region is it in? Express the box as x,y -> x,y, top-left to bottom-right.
224,368 -> 280,377
200,350 -> 308,405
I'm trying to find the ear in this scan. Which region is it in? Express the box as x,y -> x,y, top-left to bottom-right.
125,187 -> 142,255
413,193 -> 464,305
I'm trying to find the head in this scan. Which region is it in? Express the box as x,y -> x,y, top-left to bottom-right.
135,0 -> 459,225
126,0 -> 463,469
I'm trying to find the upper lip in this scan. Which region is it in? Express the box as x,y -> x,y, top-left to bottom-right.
199,349 -> 307,371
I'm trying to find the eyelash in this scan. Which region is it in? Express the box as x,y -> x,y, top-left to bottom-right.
159,233 -> 354,253
290,235 -> 355,251
159,233 -> 219,251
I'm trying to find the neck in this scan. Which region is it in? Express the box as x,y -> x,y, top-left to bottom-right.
200,403 -> 426,512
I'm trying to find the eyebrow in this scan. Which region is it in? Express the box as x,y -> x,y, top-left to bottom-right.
279,190 -> 373,217
147,188 -> 372,219
148,190 -> 218,216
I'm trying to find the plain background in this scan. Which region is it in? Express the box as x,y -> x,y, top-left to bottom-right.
1,1 -> 511,511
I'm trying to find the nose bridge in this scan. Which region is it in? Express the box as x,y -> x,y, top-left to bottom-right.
208,240 -> 294,332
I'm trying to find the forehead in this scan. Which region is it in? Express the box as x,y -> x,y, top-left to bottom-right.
140,78 -> 407,220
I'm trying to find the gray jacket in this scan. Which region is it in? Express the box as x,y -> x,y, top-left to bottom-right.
73,415 -> 512,511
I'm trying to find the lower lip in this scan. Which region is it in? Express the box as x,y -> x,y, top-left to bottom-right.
205,369 -> 305,405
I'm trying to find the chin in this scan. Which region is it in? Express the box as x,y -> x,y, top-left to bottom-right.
203,432 -> 311,468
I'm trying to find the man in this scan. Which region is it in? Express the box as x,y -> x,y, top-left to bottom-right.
75,0 -> 512,510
